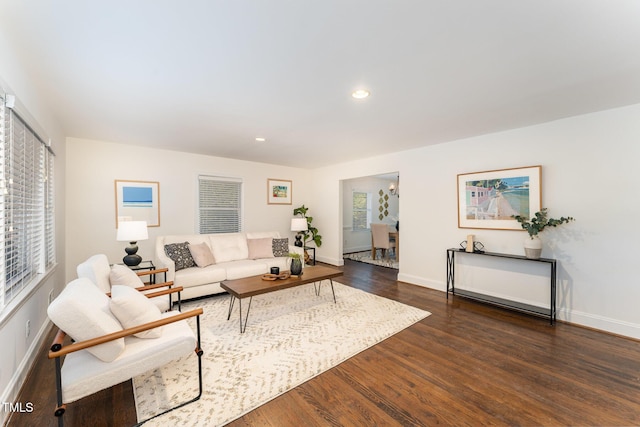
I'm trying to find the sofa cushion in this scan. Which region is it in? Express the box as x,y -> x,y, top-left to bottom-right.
272,238 -> 289,257
164,242 -> 196,271
188,242 -> 215,267
247,237 -> 274,260
48,278 -> 125,362
209,233 -> 249,263
174,264 -> 227,288
224,260 -> 269,280
110,285 -> 162,339
109,264 -> 145,288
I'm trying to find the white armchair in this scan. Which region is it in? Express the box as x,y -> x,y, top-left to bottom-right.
47,278 -> 203,426
77,254 -> 177,312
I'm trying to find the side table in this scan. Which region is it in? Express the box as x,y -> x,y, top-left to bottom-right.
304,246 -> 316,265
120,260 -> 167,285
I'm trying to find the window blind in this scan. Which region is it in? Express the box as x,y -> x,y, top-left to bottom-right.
352,191 -> 372,230
198,175 -> 242,234
0,97 -> 55,310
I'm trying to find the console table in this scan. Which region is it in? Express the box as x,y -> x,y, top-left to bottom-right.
446,249 -> 557,324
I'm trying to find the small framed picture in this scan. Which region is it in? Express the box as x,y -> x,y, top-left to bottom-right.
267,179 -> 292,205
115,180 -> 160,227
457,165 -> 541,230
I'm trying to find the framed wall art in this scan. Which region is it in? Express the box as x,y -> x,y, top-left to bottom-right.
457,165 -> 541,230
267,178 -> 292,205
115,180 -> 160,227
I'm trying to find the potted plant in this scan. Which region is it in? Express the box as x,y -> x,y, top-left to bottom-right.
293,205 -> 322,264
512,208 -> 575,259
288,252 -> 303,275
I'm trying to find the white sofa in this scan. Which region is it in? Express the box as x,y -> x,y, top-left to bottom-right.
155,231 -> 303,300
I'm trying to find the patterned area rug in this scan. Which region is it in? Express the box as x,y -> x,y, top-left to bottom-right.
343,250 -> 399,269
133,281 -> 429,426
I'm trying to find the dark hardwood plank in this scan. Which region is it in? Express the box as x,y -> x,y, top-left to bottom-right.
7,259 -> 640,426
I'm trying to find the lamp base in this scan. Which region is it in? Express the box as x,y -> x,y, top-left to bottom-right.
123,241 -> 142,266
123,254 -> 142,266
294,234 -> 303,247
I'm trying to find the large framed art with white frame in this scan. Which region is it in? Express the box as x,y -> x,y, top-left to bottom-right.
457,165 -> 541,230
115,180 -> 160,227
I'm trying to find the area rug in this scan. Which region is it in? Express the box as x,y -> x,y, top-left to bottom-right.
343,250 -> 399,269
133,281 -> 429,426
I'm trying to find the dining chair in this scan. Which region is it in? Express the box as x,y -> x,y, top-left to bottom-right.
371,223 -> 396,260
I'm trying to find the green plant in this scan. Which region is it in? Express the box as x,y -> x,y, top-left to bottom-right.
293,205 -> 322,247
287,252 -> 301,259
512,208 -> 575,238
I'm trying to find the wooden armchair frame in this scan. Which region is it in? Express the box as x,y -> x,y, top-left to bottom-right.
48,286 -> 202,426
134,267 -> 181,311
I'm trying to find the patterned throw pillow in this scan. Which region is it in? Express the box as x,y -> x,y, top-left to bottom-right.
272,238 -> 289,257
164,242 -> 196,271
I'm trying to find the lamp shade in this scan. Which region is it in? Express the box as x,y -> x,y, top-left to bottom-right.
116,221 -> 149,242
290,218 -> 308,232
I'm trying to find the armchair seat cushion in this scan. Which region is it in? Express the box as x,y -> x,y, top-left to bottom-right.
59,310 -> 196,403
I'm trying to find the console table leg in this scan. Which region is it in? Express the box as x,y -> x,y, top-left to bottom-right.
446,250 -> 455,299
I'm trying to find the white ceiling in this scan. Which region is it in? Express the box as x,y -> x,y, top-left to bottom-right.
2,1 -> 640,168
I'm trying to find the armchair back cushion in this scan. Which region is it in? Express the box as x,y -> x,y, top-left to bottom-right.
76,254 -> 111,293
47,278 -> 125,362
109,264 -> 145,288
109,285 -> 162,339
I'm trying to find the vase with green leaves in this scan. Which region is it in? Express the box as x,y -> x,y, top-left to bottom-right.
288,252 -> 303,275
512,208 -> 575,259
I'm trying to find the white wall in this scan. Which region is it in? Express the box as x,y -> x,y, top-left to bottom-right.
312,103 -> 640,339
342,175 -> 399,253
65,138 -> 311,283
0,31 -> 67,419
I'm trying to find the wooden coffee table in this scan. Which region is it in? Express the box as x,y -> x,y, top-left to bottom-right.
221,265 -> 343,333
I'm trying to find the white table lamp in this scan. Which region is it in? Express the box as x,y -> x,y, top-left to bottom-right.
116,220 -> 148,266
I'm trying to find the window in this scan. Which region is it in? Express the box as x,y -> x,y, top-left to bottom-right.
198,175 -> 242,234
0,96 -> 56,311
352,191 -> 372,230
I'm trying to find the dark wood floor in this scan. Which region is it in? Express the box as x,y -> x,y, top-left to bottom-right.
7,260 -> 640,426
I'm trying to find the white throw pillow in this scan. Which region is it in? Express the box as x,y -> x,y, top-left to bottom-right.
189,242 -> 215,267
47,278 -> 125,362
109,285 -> 162,339
247,237 -> 275,259
110,264 -> 145,288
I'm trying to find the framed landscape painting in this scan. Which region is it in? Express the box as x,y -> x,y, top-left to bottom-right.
115,180 -> 160,227
267,178 -> 292,205
457,165 -> 541,230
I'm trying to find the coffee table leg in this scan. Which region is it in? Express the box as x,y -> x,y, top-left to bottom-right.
227,295 -> 236,320
239,297 -> 253,333
313,280 -> 337,304
329,279 -> 336,304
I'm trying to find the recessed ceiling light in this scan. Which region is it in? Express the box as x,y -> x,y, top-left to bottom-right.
255,137 -> 266,142
351,89 -> 370,99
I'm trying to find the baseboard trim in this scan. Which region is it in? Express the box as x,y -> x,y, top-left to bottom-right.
398,274 -> 640,340
0,319 -> 52,425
